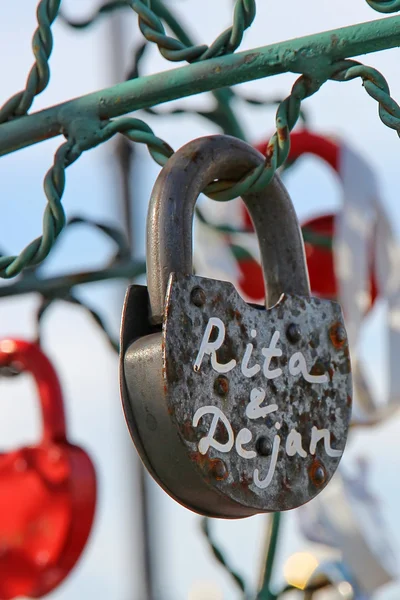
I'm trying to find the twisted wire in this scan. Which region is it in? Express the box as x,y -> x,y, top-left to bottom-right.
2,55 -> 400,278
128,2 -> 248,139
128,0 -> 256,62
331,60 -> 400,135
97,74 -> 315,205
125,38 -> 247,137
59,1 -> 128,28
206,59 -> 400,201
205,75 -> 324,201
61,0 -> 255,63
200,518 -> 247,596
100,117 -> 174,165
0,140 -> 80,278
0,0 -> 61,123
0,115 -> 172,278
366,0 -> 400,12
29,215 -> 144,350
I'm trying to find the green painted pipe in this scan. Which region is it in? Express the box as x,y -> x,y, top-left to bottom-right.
0,15 -> 399,156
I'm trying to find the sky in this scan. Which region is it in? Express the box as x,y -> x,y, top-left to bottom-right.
0,2 -> 399,600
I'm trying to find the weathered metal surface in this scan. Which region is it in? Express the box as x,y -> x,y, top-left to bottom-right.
121,134 -> 352,518
163,273 -> 352,513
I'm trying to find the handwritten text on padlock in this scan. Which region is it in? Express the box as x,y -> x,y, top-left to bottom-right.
192,317 -> 341,490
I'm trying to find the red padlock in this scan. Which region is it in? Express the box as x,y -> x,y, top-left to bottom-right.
253,131 -> 378,308
0,340 -> 96,599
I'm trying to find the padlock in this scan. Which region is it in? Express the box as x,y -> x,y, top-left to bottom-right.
120,135 -> 352,519
0,339 -> 96,599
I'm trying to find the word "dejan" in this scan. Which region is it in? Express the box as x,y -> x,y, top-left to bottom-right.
191,317 -> 341,490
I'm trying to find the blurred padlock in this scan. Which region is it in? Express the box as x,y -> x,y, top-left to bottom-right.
303,560 -> 367,599
0,339 -> 96,599
120,135 -> 352,518
282,554 -> 363,599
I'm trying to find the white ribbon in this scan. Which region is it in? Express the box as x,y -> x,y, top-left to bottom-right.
335,143 -> 400,423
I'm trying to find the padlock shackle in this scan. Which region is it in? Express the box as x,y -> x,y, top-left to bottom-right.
0,339 -> 67,444
147,135 -> 310,323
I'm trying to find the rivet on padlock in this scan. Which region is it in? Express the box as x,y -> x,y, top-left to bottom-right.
0,340 -> 96,600
120,135 -> 352,519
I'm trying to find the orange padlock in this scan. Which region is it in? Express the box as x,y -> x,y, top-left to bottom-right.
0,339 -> 96,599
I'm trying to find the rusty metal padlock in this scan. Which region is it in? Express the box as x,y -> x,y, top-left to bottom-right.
120,135 -> 352,519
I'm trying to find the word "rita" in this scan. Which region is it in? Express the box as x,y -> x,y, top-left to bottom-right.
193,317 -> 328,383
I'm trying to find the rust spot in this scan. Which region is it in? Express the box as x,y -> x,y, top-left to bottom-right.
264,143 -> 274,167
329,322 -> 347,348
211,293 -> 223,307
190,451 -> 209,468
239,472 -> 252,488
310,361 -> 327,377
331,34 -> 339,47
214,375 -> 229,397
181,419 -> 198,443
190,452 -> 228,481
227,307 -> 242,321
243,52 -> 259,64
309,460 -> 327,487
211,459 -> 228,481
277,126 -> 288,144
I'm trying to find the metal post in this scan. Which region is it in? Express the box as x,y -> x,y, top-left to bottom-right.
106,12 -> 154,600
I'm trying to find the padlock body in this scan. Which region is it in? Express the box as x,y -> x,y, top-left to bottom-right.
0,441 -> 96,599
121,286 -> 254,517
121,275 -> 352,518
